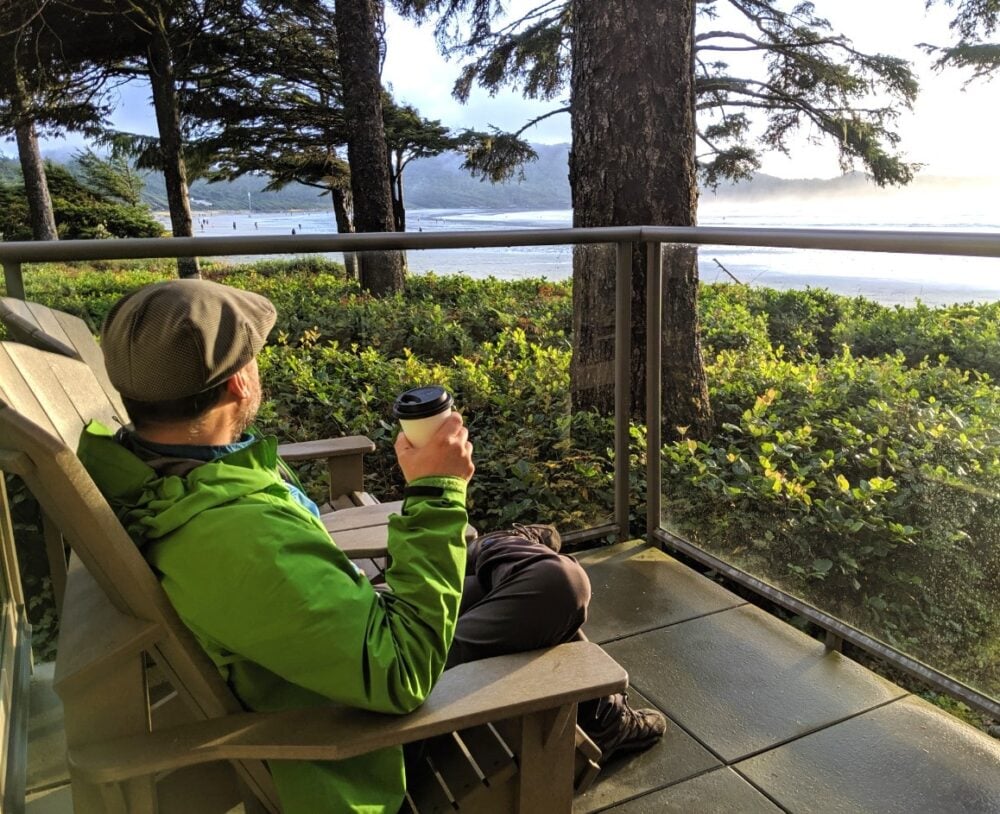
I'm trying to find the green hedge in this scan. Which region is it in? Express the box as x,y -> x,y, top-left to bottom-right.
9,261 -> 999,701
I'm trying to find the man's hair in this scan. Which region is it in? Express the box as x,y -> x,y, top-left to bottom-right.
122,381 -> 229,431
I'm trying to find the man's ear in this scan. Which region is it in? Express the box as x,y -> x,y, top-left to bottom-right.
225,368 -> 253,400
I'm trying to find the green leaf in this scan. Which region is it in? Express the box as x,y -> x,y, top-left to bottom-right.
812,558 -> 833,574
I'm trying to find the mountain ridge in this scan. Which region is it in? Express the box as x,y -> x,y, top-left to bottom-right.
4,146 -> 998,213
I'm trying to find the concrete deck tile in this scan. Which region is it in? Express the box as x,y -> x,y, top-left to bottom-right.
602,767 -> 784,813
577,540 -> 744,644
604,604 -> 906,762
574,690 -> 721,813
736,694 -> 1000,814
26,662 -> 68,793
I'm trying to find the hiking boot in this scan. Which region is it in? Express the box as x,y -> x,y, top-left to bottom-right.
511,522 -> 562,553
581,692 -> 667,765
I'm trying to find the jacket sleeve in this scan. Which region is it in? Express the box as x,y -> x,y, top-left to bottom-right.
150,475 -> 468,715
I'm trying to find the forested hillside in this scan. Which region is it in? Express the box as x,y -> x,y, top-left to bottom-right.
3,151 -> 993,215
136,143 -> 574,211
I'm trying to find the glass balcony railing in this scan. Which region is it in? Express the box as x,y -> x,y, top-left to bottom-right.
647,232 -> 1000,721
2,225 -> 998,722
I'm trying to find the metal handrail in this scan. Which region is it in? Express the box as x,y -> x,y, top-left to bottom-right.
3,225 -> 999,718
6,224 -> 1000,298
4,225 -> 1000,263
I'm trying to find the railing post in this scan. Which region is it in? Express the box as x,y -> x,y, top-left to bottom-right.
2,261 -> 25,300
645,241 -> 663,537
614,241 -> 633,542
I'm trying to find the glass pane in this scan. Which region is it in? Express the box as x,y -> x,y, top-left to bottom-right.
660,238 -> 1000,705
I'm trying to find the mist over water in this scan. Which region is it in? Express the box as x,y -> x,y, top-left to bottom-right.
185,189 -> 1000,306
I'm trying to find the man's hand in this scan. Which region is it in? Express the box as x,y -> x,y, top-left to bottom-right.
395,412 -> 475,483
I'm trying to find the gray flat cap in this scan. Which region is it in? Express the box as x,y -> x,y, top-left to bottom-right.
102,279 -> 277,401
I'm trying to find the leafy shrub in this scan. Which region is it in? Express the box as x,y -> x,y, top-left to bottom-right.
3,475 -> 58,661
834,300 -> 1000,380
700,284 -> 881,359
256,324 -> 615,532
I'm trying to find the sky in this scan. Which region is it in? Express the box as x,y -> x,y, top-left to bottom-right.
378,0 -> 999,180
17,0 -> 1000,181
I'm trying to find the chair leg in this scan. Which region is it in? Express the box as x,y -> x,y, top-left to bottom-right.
503,704 -> 578,813
574,725 -> 602,795
96,775 -> 156,814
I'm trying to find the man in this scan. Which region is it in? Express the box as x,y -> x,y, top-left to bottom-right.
77,279 -> 664,813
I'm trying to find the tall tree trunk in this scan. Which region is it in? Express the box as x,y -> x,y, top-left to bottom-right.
14,119 -> 59,241
390,158 -> 405,232
334,0 -> 405,295
331,186 -> 359,280
148,27 -> 200,279
569,0 -> 712,439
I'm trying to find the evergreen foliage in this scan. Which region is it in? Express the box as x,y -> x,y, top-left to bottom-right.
398,0 -> 920,187
925,0 -> 1000,79
0,2 -> 112,138
0,163 -> 163,240
73,148 -> 145,206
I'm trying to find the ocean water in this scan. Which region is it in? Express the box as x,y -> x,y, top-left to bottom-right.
182,199 -> 1000,306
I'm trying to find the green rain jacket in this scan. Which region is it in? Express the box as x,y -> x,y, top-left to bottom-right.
77,421 -> 469,814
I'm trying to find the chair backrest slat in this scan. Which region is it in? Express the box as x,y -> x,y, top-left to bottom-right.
25,302 -> 76,352
0,298 -> 128,420
0,348 -> 60,441
0,298 -> 78,359
1,344 -> 124,450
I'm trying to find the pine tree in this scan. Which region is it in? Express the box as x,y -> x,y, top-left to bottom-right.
186,2 -> 480,279
383,99 -> 456,232
398,0 -> 919,434
334,0 -> 408,295
0,2 -> 113,241
47,0 -> 267,276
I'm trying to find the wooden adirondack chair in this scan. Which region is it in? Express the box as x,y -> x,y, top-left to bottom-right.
0,297 -> 406,603
0,342 -> 626,813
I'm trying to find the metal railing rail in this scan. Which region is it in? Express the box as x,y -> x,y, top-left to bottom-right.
3,225 -> 1000,718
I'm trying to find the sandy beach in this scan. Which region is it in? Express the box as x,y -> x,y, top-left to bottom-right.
167,208 -> 1000,307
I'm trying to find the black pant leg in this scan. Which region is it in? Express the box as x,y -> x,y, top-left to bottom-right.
446,535 -> 591,668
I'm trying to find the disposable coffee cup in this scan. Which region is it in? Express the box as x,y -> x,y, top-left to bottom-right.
393,386 -> 454,448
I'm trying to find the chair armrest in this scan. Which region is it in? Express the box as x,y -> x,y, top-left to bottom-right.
321,501 -> 402,534
276,436 -> 375,462
69,641 -> 627,785
278,436 -> 377,504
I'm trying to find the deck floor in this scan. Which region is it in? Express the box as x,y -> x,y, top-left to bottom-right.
25,540 -> 1000,813
573,540 -> 1000,814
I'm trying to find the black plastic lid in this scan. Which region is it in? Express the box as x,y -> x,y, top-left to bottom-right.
392,386 -> 454,419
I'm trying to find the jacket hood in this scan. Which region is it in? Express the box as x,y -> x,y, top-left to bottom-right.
78,421 -> 285,547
